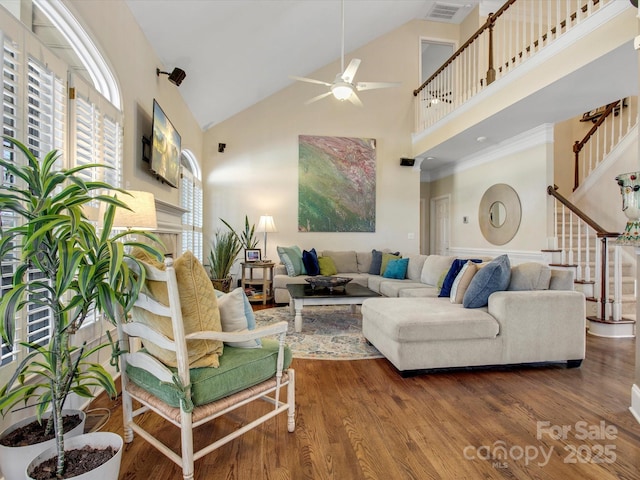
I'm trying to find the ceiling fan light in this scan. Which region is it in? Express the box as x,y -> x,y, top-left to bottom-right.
331,83 -> 353,101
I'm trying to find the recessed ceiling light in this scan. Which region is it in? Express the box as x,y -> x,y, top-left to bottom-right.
476,136 -> 487,142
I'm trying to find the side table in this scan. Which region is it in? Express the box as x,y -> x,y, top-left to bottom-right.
240,262 -> 274,305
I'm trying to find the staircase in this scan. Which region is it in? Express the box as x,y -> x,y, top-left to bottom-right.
543,196 -> 636,337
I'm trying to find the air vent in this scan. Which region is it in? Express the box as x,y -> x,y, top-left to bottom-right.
429,3 -> 460,20
424,2 -> 472,23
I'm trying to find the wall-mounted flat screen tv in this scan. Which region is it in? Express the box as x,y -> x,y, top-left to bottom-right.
150,99 -> 181,188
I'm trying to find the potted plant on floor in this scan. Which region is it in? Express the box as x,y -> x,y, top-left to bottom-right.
0,136 -> 162,479
208,230 -> 242,292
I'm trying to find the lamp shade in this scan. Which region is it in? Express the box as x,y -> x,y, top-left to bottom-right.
99,190 -> 157,230
256,215 -> 277,233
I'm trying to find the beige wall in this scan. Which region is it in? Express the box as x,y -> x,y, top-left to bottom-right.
428,134 -> 553,255
202,19 -> 458,260
67,0 -> 203,205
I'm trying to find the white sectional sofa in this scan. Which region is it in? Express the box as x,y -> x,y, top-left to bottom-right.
273,249 -> 586,374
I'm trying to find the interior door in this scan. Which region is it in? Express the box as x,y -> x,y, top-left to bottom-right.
431,195 -> 450,255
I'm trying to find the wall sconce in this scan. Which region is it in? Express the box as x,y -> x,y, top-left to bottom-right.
218,143 -> 226,153
156,67 -> 186,86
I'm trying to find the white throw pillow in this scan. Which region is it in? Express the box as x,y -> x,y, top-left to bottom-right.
217,287 -> 261,348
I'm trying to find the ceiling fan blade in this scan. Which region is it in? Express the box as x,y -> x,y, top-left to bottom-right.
304,91 -> 333,105
290,75 -> 332,87
355,81 -> 401,92
347,92 -> 363,107
341,58 -> 361,83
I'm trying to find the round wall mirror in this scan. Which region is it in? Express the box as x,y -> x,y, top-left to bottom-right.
478,184 -> 521,245
489,201 -> 506,228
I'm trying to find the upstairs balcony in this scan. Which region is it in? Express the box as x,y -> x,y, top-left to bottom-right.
412,0 -> 638,174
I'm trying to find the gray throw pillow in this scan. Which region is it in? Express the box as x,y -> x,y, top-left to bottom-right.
463,254 -> 511,308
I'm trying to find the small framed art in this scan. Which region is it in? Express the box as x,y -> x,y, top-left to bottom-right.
245,249 -> 261,262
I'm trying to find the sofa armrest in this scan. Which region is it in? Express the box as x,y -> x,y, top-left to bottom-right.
274,264 -> 287,276
487,290 -> 586,363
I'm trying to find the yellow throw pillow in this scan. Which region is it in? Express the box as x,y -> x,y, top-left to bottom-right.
132,250 -> 224,368
317,256 -> 338,276
380,253 -> 401,275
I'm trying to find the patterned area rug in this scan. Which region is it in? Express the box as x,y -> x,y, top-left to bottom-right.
254,305 -> 383,360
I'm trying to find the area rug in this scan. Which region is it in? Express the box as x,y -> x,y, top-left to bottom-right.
254,305 -> 383,360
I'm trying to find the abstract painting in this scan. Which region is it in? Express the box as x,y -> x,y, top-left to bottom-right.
298,135 -> 376,232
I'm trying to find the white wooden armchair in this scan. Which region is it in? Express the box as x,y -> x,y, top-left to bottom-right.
117,256 -> 295,480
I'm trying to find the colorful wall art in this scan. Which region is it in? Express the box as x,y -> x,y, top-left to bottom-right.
298,135 -> 376,232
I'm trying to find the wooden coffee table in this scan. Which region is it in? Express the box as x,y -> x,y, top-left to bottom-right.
287,283 -> 381,332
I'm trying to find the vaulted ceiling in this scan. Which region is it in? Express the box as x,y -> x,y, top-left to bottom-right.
125,0 -> 493,130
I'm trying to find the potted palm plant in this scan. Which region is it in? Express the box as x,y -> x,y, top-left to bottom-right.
208,230 -> 242,292
221,215 -> 259,250
0,136 -> 162,479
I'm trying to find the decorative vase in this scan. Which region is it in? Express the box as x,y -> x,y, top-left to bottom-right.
26,431 -> 123,480
211,276 -> 232,293
0,409 -> 86,480
615,171 -> 640,245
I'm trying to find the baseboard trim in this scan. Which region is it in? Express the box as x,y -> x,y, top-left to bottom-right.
630,384 -> 640,425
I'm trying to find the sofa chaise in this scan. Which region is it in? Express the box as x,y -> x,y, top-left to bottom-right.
273,248 -> 586,374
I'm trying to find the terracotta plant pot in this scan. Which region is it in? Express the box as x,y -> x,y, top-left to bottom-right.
0,409 -> 86,480
26,431 -> 123,480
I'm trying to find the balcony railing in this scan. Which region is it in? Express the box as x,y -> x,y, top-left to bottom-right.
414,0 -> 614,133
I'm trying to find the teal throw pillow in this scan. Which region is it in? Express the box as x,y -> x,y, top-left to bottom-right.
462,254 -> 511,308
383,258 -> 409,279
277,245 -> 307,276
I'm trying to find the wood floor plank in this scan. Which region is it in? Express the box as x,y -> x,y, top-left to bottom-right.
90,334 -> 640,479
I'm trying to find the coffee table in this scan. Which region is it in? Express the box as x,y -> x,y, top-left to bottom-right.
287,283 -> 381,332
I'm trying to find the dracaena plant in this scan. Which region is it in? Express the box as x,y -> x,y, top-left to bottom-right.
0,136 -> 162,477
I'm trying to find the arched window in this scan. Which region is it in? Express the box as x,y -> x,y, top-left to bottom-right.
181,149 -> 203,262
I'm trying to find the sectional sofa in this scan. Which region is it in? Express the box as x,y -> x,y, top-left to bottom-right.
274,249 -> 586,374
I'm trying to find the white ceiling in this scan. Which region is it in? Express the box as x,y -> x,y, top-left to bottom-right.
125,0 -> 487,130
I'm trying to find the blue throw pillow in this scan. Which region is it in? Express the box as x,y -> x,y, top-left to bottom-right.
369,249 -> 400,275
383,258 -> 409,279
302,248 -> 320,276
463,254 -> 511,308
277,245 -> 307,276
439,258 -> 483,298
369,249 -> 383,274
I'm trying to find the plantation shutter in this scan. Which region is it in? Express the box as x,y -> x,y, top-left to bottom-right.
181,161 -> 203,262
69,75 -> 123,327
0,13 -> 68,370
0,33 -> 20,366
25,57 -> 67,348
70,74 -> 123,190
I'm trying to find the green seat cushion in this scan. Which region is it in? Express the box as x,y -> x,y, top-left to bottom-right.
126,339 -> 292,408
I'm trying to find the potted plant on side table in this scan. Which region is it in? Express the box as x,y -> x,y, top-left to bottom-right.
0,137 -> 162,479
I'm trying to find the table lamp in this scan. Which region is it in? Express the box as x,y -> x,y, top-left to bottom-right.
99,190 -> 157,231
256,215 -> 277,262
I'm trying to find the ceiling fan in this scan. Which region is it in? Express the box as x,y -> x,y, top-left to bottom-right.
290,0 -> 400,106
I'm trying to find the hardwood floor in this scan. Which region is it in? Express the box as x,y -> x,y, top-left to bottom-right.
91,333 -> 640,480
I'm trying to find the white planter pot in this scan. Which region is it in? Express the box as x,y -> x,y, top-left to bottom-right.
0,409 -> 86,480
26,432 -> 123,480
